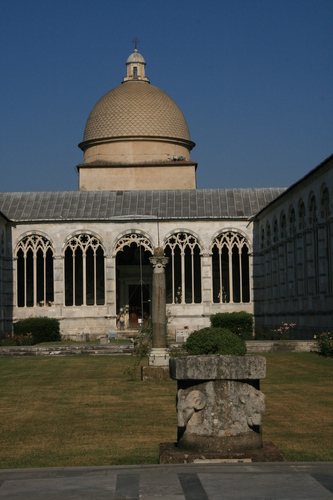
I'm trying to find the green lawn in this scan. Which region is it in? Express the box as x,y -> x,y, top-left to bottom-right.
260,352 -> 333,462
0,352 -> 332,468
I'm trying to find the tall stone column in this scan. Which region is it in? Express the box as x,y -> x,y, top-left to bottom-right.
148,247 -> 169,367
200,252 -> 212,317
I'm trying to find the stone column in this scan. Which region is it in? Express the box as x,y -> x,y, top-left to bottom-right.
105,254 -> 117,329
148,247 -> 169,367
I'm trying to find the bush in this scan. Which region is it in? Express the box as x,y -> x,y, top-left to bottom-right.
184,327 -> 247,356
317,331 -> 333,357
210,311 -> 253,340
13,317 -> 60,344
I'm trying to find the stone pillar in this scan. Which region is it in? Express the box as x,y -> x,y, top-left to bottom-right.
105,254 -> 117,329
200,252 -> 212,317
148,247 -> 169,367
53,255 -> 64,308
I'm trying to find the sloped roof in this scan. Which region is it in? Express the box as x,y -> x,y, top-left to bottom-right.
254,153 -> 333,218
0,188 -> 286,222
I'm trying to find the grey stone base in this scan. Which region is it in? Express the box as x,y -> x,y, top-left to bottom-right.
177,430 -> 263,453
0,344 -> 134,357
141,366 -> 170,381
159,441 -> 285,464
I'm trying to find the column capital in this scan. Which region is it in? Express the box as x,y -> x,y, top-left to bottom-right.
149,256 -> 169,272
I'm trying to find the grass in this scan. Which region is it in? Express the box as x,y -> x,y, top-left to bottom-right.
260,352 -> 333,461
0,352 -> 332,468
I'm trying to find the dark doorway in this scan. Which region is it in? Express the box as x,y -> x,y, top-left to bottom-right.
128,284 -> 150,327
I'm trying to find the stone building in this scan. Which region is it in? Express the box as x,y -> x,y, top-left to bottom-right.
0,47 -> 331,339
253,154 -> 333,336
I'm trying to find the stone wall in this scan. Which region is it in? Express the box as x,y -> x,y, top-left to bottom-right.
9,218 -> 254,337
253,155 -> 333,337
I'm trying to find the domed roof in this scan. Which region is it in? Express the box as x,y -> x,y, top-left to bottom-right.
126,48 -> 145,64
81,80 -> 192,146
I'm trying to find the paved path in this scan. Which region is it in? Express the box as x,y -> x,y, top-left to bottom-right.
0,462 -> 332,499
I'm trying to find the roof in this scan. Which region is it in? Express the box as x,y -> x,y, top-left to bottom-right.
126,49 -> 146,64
0,188 -> 286,222
254,153 -> 333,219
80,81 -> 192,147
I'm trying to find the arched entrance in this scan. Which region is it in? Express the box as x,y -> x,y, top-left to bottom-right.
115,234 -> 153,329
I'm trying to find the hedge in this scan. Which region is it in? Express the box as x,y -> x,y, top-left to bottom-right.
184,327 -> 247,356
210,311 -> 253,340
13,317 -> 61,344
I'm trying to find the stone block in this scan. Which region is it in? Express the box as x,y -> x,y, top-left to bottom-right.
170,355 -> 266,454
169,355 -> 266,380
175,329 -> 190,343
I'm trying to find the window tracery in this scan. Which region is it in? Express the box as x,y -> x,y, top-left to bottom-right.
64,234 -> 105,306
16,235 -> 54,307
164,232 -> 201,304
115,233 -> 154,254
211,232 -> 250,303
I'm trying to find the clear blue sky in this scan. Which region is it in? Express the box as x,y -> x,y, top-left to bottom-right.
1,0 -> 332,192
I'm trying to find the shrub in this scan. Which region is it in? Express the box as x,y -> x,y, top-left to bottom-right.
317,331 -> 333,357
13,317 -> 60,344
184,327 -> 247,356
210,311 -> 253,340
1,332 -> 34,346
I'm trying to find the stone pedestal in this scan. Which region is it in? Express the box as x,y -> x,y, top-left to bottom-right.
148,348 -> 169,366
169,355 -> 267,454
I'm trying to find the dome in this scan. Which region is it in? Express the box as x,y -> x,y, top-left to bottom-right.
77,47 -> 197,191
80,80 -> 193,147
126,48 -> 145,64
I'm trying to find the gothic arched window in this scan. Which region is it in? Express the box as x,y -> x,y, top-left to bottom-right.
273,219 -> 278,243
16,235 -> 54,307
211,232 -> 250,304
298,200 -> 306,230
321,187 -> 332,293
164,232 -> 201,304
64,234 -> 105,306
309,194 -> 317,226
309,195 -> 319,293
261,227 -> 265,250
266,223 -> 271,247
321,187 -> 330,219
280,212 -> 287,240
289,206 -> 296,236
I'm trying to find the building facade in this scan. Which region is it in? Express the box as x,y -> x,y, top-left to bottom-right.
0,48 -> 332,339
253,154 -> 333,337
